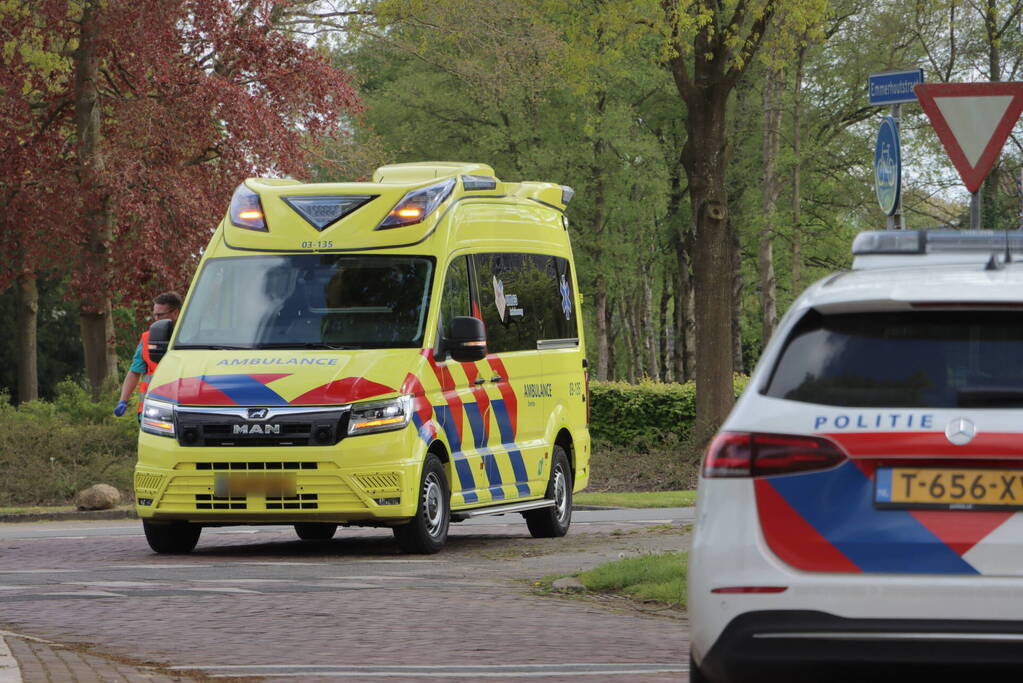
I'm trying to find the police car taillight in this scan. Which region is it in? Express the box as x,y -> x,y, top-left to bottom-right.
703,432 -> 847,478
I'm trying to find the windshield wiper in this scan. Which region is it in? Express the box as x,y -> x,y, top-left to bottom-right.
174,344 -> 257,350
252,342 -> 359,350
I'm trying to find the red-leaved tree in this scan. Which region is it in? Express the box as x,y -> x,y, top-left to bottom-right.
1,0 -> 361,397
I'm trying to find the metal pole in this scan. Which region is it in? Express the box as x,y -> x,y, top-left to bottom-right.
971,189 -> 982,230
891,104 -> 903,229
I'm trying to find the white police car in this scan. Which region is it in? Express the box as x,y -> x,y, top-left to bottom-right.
689,230 -> 1023,682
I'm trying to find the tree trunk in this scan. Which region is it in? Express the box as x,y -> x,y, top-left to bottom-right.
75,1 -> 117,398
605,298 -> 617,380
643,278 -> 660,381
792,49 -> 805,294
680,91 -> 734,440
15,272 -> 39,403
759,69 -> 782,346
681,230 -> 696,383
731,219 -> 744,374
619,297 -> 638,383
595,289 -> 609,380
660,282 -> 672,382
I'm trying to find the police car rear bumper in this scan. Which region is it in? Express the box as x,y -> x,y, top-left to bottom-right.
698,610 -> 1023,682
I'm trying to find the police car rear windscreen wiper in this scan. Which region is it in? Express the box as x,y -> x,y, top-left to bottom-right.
957,387 -> 1023,408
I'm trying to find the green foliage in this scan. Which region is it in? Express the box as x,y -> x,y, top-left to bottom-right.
574,490 -> 696,508
577,551 -> 687,607
0,383 -> 138,506
589,377 -> 748,444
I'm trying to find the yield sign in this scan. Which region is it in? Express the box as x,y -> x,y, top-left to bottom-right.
914,82 -> 1023,193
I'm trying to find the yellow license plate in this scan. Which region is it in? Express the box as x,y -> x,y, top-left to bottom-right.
214,473 -> 297,498
876,467 -> 1023,509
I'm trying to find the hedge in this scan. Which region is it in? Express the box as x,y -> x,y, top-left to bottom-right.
0,382 -> 138,506
588,376 -> 750,444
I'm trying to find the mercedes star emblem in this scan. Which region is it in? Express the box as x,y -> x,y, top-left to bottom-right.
945,417 -> 977,446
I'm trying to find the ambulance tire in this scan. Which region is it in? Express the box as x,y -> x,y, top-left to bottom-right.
143,520 -> 202,554
525,446 -> 572,538
294,523 -> 338,541
688,654 -> 709,683
393,454 -> 449,554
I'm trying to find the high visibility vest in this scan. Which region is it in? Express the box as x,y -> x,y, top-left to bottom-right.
137,330 -> 159,414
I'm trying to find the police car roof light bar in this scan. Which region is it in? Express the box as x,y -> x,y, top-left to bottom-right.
853,230 -> 1023,256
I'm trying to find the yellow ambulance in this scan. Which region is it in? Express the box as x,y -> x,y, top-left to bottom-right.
134,162 -> 590,554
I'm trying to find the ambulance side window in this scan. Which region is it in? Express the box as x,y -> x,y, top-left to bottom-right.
533,255 -> 577,342
440,256 -> 471,339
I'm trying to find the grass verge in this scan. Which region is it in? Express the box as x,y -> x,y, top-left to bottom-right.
574,490 -> 695,508
577,551 -> 687,608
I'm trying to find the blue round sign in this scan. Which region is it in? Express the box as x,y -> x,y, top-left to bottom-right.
874,116 -> 901,216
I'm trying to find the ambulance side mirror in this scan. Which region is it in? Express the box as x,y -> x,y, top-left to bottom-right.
147,319 -> 174,364
445,316 -> 487,363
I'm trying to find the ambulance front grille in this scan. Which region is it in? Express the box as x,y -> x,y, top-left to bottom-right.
175,408 -> 348,447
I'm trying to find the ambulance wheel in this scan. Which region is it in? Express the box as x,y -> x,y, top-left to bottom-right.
393,455 -> 449,554
525,446 -> 572,538
294,523 -> 337,541
689,654 -> 710,683
143,520 -> 202,554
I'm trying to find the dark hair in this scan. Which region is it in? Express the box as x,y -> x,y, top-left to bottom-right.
154,291 -> 182,310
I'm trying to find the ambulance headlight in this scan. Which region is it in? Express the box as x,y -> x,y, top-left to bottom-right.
376,179 -> 455,230
348,395 -> 413,436
141,398 -> 176,438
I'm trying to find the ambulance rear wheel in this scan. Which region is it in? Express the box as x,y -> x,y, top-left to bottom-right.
143,520 -> 202,554
294,523 -> 337,541
393,454 -> 449,554
525,446 -> 572,538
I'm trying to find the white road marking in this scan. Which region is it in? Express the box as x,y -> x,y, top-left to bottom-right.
66,581 -> 165,588
114,564 -> 212,569
345,560 -> 445,564
308,583 -> 380,589
172,663 -> 687,679
180,587 -> 262,594
0,570 -> 78,574
0,632 -> 50,645
0,637 -> 23,683
192,579 -> 293,584
324,576 -> 418,581
207,529 -> 261,535
41,591 -> 125,598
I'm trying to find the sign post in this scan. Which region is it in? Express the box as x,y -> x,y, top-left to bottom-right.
869,70 -> 923,229
915,82 -> 1023,230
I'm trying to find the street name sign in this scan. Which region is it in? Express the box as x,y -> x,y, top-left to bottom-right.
869,69 -> 924,105
874,116 -> 901,215
914,82 -> 1023,193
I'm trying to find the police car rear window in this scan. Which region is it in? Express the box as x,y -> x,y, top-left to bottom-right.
764,309 -> 1023,408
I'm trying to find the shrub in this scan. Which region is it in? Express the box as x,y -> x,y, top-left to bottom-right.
589,375 -> 749,445
0,383 -> 138,506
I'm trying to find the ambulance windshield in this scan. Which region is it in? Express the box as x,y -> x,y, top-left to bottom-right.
174,255 -> 434,350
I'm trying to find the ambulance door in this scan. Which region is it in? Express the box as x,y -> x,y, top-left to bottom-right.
432,254 -> 487,506
472,253 -> 544,501
534,254 -> 586,478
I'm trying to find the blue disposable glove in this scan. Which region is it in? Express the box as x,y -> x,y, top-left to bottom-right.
114,400 -> 128,417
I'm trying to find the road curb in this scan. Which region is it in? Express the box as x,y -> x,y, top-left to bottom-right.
0,509 -> 137,524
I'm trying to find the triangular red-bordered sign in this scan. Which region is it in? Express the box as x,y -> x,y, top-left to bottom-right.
914,82 -> 1023,193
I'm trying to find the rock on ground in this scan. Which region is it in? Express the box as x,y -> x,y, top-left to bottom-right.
75,484 -> 122,511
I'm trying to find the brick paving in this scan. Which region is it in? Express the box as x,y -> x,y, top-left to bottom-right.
0,520 -> 689,682
2,634 -> 194,682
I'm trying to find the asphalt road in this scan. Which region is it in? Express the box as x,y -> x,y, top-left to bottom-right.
0,507 -> 692,682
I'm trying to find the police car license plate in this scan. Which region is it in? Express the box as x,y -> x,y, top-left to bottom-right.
875,467 -> 1023,510
214,473 -> 297,498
